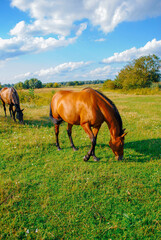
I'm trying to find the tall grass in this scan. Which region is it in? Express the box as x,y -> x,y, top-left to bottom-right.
0,88 -> 161,239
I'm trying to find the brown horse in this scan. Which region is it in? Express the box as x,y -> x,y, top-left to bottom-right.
50,87 -> 127,161
0,87 -> 24,123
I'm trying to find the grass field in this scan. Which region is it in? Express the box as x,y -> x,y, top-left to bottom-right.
0,87 -> 161,239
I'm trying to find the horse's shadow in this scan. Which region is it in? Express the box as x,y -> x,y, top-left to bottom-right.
87,138 -> 161,162
124,139 -> 161,162
24,117 -> 53,128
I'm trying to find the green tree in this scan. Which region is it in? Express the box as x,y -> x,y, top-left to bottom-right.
14,82 -> 24,89
53,82 -> 59,88
29,78 -> 42,89
23,80 -> 30,89
115,55 -> 161,89
103,79 -> 116,89
45,83 -> 54,88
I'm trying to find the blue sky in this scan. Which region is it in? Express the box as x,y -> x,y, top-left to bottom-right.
0,0 -> 161,84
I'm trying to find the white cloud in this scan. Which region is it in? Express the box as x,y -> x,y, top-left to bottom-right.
14,61 -> 91,81
0,34 -> 78,61
11,0 -> 161,35
102,38 -> 161,63
36,61 -> 90,76
95,38 -> 106,42
1,0 -> 161,61
82,65 -> 114,79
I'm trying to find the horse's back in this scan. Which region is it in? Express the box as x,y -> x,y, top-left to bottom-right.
0,87 -> 19,105
51,88 -> 104,126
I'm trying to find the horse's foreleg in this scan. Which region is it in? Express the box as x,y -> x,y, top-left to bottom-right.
90,127 -> 100,162
82,123 -> 100,162
67,123 -> 77,151
55,124 -> 61,150
2,102 -> 6,117
13,111 -> 16,122
12,108 -> 16,122
9,105 -> 13,117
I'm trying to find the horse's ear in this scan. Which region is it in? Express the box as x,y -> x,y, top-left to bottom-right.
121,132 -> 127,138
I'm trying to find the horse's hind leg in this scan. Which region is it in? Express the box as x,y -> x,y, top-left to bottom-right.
67,123 -> 77,151
82,123 -> 100,162
55,124 -> 61,150
10,105 -> 16,122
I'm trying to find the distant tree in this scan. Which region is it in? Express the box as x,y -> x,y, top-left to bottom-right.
23,80 -> 30,89
45,83 -> 54,88
53,82 -> 59,88
28,78 -> 42,89
0,82 -> 2,89
115,55 -> 161,89
103,79 -> 116,89
73,81 -> 79,86
66,81 -> 75,86
14,82 -> 24,89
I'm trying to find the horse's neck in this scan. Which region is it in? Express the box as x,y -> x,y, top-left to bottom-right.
11,88 -> 20,107
109,120 -> 121,139
103,104 -> 121,139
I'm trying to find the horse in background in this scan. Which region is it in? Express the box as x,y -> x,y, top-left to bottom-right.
50,87 -> 127,161
0,87 -> 24,123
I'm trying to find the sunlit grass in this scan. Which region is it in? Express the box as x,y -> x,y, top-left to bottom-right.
0,88 -> 161,239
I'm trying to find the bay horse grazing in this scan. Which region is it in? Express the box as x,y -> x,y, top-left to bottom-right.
50,88 -> 127,161
0,87 -> 24,123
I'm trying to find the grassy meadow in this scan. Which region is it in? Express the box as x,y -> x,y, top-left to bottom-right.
0,87 -> 161,239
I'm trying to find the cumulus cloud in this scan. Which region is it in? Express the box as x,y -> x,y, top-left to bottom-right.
1,0 -> 161,61
11,0 -> 161,35
14,61 -> 91,81
36,61 -> 90,77
82,65 -> 114,79
102,38 -> 161,63
0,35 -> 77,61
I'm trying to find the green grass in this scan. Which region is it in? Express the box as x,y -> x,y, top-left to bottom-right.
0,88 -> 161,239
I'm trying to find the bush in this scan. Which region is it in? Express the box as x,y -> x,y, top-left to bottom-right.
103,80 -> 116,89
18,89 -> 40,103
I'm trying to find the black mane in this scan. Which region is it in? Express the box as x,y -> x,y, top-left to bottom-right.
94,89 -> 123,136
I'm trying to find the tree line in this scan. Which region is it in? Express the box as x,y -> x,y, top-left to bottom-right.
0,55 -> 160,91
0,79 -> 104,90
103,55 -> 161,90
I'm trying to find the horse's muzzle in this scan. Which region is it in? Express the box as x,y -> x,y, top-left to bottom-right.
116,155 -> 123,161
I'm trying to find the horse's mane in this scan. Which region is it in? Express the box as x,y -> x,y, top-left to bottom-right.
11,87 -> 20,107
83,88 -> 123,136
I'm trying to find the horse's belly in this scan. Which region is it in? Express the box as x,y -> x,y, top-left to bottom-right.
60,113 -> 80,125
1,95 -> 10,104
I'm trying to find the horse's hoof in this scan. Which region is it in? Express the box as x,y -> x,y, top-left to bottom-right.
93,156 -> 100,162
57,147 -> 61,151
73,147 -> 78,151
83,155 -> 89,161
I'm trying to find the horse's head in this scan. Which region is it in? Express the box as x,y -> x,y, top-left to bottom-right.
16,109 -> 24,123
109,132 -> 127,160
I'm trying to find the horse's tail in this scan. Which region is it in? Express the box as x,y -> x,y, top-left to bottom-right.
49,103 -> 53,120
49,102 -> 63,125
